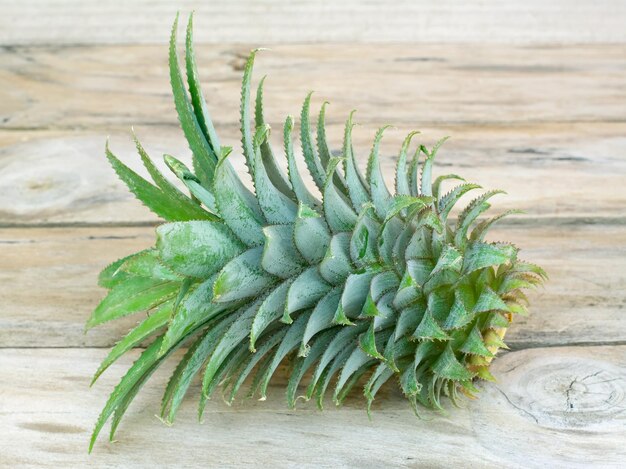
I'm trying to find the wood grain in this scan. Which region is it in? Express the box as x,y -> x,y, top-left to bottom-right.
1,345 -> 624,467
2,124 -> 626,225
1,223 -> 624,349
1,6 -> 625,465
3,44 -> 626,130
2,1 -> 626,45
1,44 -> 626,224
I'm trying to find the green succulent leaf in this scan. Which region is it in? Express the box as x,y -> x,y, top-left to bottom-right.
255,77 -> 294,197
319,232 -> 353,284
253,126 -> 298,224
293,202 -> 330,264
367,125 -> 393,217
160,276 -> 226,353
157,221 -> 245,279
284,116 -> 321,208
163,154 -> 217,212
201,301 -> 261,397
212,150 -> 267,246
89,15 -> 545,449
420,137 -> 449,197
161,314 -> 238,423
262,224 -> 305,278
287,329 -> 335,407
250,280 -> 292,351
169,15 -> 217,186
459,325 -> 494,357
412,308 -> 451,341
285,267 -> 331,319
432,343 -> 474,381
316,102 -> 333,170
323,157 -> 359,232
117,249 -> 181,282
342,112 -> 370,211
463,241 -> 517,275
184,13 -> 221,154
92,301 -> 173,384
89,336 -> 168,453
87,277 -> 179,329
350,205 -> 380,266
300,92 -> 327,190
213,247 -> 277,302
227,328 -> 288,404
258,312 -> 311,399
105,144 -> 217,222
395,131 -> 420,196
301,288 -> 342,356
134,135 -> 215,219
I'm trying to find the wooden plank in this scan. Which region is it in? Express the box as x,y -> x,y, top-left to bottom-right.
1,345 -> 624,467
2,6 -> 623,466
1,223 -> 624,348
3,44 -> 626,130
2,124 -> 625,224
2,44 -> 625,224
2,1 -> 626,45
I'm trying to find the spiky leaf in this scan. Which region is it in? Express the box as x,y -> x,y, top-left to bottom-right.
89,16 -> 545,450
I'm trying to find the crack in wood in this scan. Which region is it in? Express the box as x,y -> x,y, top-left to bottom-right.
495,386 -> 540,424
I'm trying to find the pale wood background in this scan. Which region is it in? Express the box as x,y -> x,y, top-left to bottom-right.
1,2 -> 625,468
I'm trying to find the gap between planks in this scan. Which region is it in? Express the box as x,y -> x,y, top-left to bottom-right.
2,216 -> 626,230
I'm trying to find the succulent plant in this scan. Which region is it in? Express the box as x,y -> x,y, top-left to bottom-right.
87,14 -> 546,451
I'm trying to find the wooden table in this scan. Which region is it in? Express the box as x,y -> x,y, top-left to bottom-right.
1,2 -> 625,467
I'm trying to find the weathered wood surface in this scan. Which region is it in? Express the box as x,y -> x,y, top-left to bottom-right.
1,10 -> 625,465
2,346 -> 624,468
1,44 -> 626,224
2,0 -> 626,45
3,124 -> 626,225
1,224 -> 624,349
3,44 -> 626,129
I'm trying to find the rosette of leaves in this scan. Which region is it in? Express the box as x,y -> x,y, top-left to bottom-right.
87,14 -> 546,451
